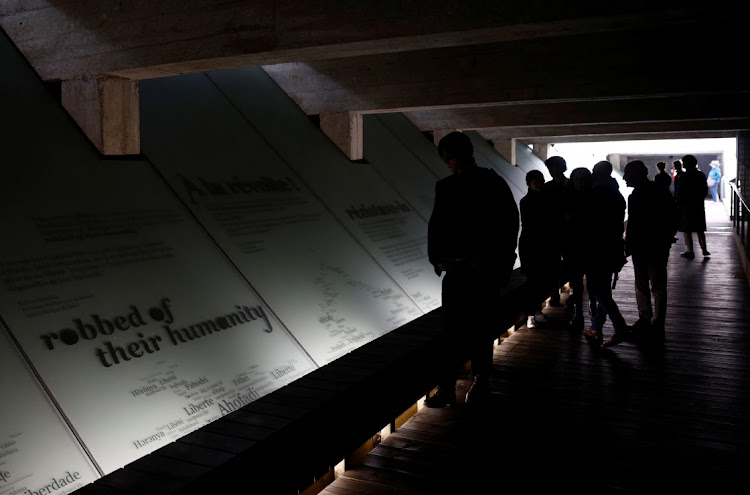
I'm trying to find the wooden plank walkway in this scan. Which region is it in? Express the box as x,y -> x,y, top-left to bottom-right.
319,200 -> 750,494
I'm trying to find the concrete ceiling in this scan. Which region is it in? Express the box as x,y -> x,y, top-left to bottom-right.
1,1 -> 746,161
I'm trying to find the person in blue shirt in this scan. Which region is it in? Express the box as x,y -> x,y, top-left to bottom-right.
708,160 -> 722,202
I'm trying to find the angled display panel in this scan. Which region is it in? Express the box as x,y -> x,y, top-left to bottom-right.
362,114 -> 443,221
0,28 -> 316,477
207,67 -> 443,313
0,157 -> 317,475
140,73 -> 424,365
0,326 -> 100,495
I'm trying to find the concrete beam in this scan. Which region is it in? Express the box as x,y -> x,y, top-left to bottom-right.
262,29 -> 747,115
514,131 -> 740,144
320,112 -> 363,161
403,94 -> 750,132
61,75 -> 140,155
475,119 -> 750,141
0,3 -> 712,81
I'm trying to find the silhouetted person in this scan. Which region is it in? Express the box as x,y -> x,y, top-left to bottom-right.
676,154 -> 709,259
426,131 -> 519,406
541,155 -> 569,308
564,167 -> 594,331
582,161 -> 629,348
671,159 -> 683,197
519,169 -> 555,328
623,160 -> 678,339
654,161 -> 672,190
708,159 -> 722,202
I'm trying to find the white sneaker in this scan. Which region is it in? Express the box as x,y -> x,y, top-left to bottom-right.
526,315 -> 536,329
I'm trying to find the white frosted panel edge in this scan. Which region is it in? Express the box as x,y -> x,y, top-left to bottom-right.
0,326 -> 100,495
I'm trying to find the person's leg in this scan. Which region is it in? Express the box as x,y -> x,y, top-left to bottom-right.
632,255 -> 653,328
425,275 -> 462,407
697,231 -> 709,256
566,260 -> 585,329
595,274 -> 628,347
682,232 -> 695,258
586,269 -> 628,347
711,184 -> 719,202
583,270 -> 606,343
650,252 -> 669,334
466,295 -> 495,404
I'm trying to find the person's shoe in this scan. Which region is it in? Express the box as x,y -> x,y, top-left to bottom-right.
526,315 -> 536,329
465,375 -> 489,405
424,386 -> 456,408
703,250 -> 711,257
602,331 -> 628,348
680,251 -> 695,259
583,328 -> 603,342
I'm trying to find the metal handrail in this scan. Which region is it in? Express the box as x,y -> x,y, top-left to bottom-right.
729,180 -> 750,260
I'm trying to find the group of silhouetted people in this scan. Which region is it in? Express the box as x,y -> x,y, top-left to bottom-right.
425,132 -> 715,406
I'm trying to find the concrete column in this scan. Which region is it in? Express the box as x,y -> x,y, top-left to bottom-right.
319,111 -> 363,161
492,138 -> 516,165
61,75 -> 140,155
531,142 -> 549,162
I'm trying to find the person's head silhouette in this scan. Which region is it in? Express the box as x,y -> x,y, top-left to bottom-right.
623,160 -> 648,188
682,154 -> 698,170
544,156 -> 567,179
526,169 -> 544,192
593,160 -> 613,181
438,132 -> 475,173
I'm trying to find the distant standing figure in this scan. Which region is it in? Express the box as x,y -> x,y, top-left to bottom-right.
676,154 -> 709,259
654,161 -> 672,190
622,160 -> 678,339
708,160 -> 722,202
519,169 -> 555,329
671,160 -> 683,197
426,131 -> 519,407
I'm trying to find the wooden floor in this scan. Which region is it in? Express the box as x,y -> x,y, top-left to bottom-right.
318,200 -> 750,494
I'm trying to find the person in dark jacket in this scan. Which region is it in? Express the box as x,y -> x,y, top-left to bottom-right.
426,131 -> 519,406
582,161 -> 629,348
654,161 -> 672,190
623,160 -> 678,339
671,159 -> 683,198
541,155 -> 569,308
564,167 -> 594,331
676,154 -> 710,259
519,169 -> 556,328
